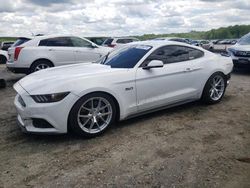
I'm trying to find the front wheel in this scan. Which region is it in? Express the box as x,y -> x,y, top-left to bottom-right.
201,72 -> 226,104
69,93 -> 117,137
0,55 -> 7,64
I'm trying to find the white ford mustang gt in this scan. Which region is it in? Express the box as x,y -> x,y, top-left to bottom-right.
14,41 -> 233,137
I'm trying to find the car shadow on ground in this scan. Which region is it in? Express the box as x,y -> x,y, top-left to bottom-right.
115,101 -> 202,128
232,67 -> 250,75
20,100 -> 207,143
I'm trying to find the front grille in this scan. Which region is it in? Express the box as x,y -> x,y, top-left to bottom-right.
233,60 -> 250,67
235,51 -> 250,57
18,95 -> 26,107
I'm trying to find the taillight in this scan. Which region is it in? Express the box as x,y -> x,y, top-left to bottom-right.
14,47 -> 24,61
108,44 -> 116,48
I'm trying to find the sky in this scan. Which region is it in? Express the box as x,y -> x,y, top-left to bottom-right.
0,0 -> 250,37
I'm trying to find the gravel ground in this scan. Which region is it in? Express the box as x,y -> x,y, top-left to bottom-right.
0,64 -> 250,188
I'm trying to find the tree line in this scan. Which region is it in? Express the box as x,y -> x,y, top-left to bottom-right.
136,24 -> 250,40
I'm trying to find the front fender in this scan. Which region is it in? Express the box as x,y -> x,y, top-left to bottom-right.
73,87 -> 126,120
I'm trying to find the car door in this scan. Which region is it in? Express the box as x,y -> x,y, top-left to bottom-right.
39,37 -> 76,66
70,37 -> 103,63
136,45 -> 204,111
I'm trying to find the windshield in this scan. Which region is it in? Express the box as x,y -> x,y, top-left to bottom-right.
100,45 -> 152,68
238,33 -> 250,45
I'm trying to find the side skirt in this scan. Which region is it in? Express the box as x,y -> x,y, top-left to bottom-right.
121,98 -> 196,121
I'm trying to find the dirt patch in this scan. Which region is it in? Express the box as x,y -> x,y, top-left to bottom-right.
0,65 -> 250,187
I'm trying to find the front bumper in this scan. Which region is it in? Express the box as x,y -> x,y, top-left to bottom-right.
7,67 -> 30,74
231,56 -> 250,67
14,83 -> 79,134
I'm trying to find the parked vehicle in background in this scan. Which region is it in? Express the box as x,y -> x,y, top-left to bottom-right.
190,40 -> 200,46
209,39 -> 238,52
0,38 -> 23,64
0,41 -> 14,51
218,39 -> 237,45
0,50 -> 8,64
154,37 -> 190,45
227,33 -> 250,68
7,35 -> 112,74
198,40 -> 212,50
87,37 -> 108,45
13,40 -> 233,137
102,37 -> 139,48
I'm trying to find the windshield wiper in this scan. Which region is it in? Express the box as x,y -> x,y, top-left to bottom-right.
101,52 -> 110,64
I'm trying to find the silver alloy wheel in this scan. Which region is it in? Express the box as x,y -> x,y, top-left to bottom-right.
34,64 -> 50,71
77,97 -> 113,134
209,75 -> 225,101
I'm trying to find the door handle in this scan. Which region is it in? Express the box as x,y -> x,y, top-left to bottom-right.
184,67 -> 202,72
48,49 -> 55,51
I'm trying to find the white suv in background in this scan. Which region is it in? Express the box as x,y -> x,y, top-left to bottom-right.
7,35 -> 111,74
227,33 -> 250,68
102,37 -> 139,48
0,50 -> 8,64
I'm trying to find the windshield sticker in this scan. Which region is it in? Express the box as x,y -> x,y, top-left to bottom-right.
135,45 -> 151,50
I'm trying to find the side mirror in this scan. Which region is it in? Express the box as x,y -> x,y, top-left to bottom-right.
143,60 -> 164,70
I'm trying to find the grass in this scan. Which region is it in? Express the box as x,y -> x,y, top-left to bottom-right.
0,37 -> 17,42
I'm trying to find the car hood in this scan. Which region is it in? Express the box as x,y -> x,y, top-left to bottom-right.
16,63 -> 127,95
230,44 -> 250,51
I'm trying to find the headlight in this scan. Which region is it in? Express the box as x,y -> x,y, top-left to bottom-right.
31,92 -> 70,103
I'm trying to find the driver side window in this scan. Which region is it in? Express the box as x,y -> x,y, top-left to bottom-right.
70,37 -> 93,48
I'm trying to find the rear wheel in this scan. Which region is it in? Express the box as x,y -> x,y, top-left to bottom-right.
0,55 -> 7,64
30,60 -> 53,73
201,72 -> 226,104
69,93 -> 117,137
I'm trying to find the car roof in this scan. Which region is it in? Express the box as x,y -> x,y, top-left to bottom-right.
31,34 -> 80,41
109,37 -> 139,40
154,37 -> 185,40
16,37 -> 32,40
125,40 -> 205,50
21,35 -> 95,46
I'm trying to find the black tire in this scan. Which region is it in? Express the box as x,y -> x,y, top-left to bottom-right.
209,47 -> 214,52
0,55 -> 7,64
68,92 -> 117,138
30,60 -> 53,73
201,72 -> 226,104
0,79 -> 6,88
